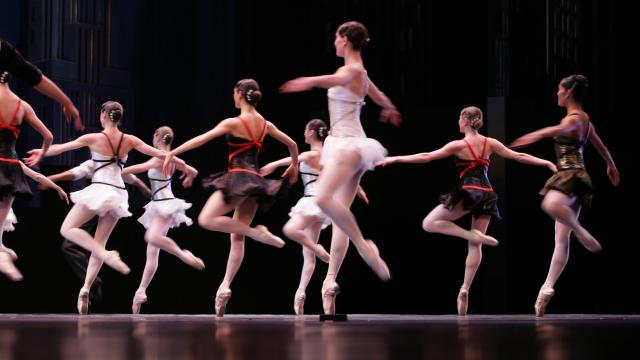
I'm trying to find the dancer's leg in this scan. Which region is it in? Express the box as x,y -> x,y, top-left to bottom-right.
283,215 -> 329,262
132,244 -> 160,314
422,203 -> 498,246
198,191 -> 283,247
535,202 -> 581,317
77,215 -> 119,314
541,190 -> 600,252
457,215 -> 490,315
293,222 -> 324,315
315,155 -> 389,280
0,195 -> 21,281
145,216 -> 204,269
214,198 -> 259,317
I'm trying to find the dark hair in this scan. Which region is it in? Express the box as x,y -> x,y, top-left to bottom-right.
461,106 -> 483,130
0,71 -> 10,84
100,101 -> 124,123
560,74 -> 588,103
337,21 -> 370,51
235,78 -> 262,106
306,119 -> 329,142
155,126 -> 174,146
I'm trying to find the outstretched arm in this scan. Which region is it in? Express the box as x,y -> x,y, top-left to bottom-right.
260,151 -> 315,176
19,162 -> 69,204
587,124 -> 620,186
378,141 -> 464,166
510,114 -> 582,148
265,122 -> 299,183
122,158 -> 159,176
367,77 -> 401,126
279,65 -> 359,92
490,138 -> 557,172
24,134 -> 93,166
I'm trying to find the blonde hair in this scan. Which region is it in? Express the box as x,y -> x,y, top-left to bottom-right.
155,126 -> 174,145
461,106 -> 483,130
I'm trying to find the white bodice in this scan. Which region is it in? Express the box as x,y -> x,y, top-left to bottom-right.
327,85 -> 367,138
299,161 -> 320,197
90,151 -> 127,188
147,167 -> 174,200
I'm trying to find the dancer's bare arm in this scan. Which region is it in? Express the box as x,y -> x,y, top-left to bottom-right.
587,124 -> 620,186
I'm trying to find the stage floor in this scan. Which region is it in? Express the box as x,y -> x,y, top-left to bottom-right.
1,314 -> 637,359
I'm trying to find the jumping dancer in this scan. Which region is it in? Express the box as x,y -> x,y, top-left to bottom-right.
280,21 -> 400,314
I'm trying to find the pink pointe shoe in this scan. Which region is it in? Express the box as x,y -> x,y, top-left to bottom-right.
77,289 -> 90,315
457,289 -> 469,316
535,288 -> 555,317
132,289 -> 148,314
294,289 -> 306,316
321,280 -> 340,315
215,288 -> 232,317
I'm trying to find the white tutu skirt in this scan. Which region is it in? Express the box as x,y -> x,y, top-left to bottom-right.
70,184 -> 131,219
321,135 -> 387,171
138,198 -> 193,229
289,197 -> 332,229
3,208 -> 17,232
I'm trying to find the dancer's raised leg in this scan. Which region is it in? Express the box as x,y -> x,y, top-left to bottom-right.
423,203 -> 498,246
283,215 -> 329,263
145,216 -> 204,269
541,190 -> 599,252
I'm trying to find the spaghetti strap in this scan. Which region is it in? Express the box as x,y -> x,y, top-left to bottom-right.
462,139 -> 480,161
258,119 -> 267,142
10,100 -> 22,123
114,132 -> 125,158
100,132 -> 118,157
479,137 -> 489,159
236,116 -> 256,141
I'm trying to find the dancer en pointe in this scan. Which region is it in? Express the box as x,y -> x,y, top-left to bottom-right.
379,106 -> 557,315
27,101 -> 181,314
0,70 -> 54,281
123,126 -> 204,314
162,79 -> 299,317
510,74 -> 620,317
280,21 -> 400,314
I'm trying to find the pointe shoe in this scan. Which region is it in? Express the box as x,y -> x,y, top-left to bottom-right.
321,281 -> 340,315
254,225 -> 286,248
77,289 -> 90,315
294,289 -> 306,315
102,251 -> 131,274
132,290 -> 148,314
315,244 -> 330,263
535,288 -> 555,317
0,246 -> 18,260
215,288 -> 232,317
183,250 -> 205,270
457,289 -> 469,316
360,240 -> 391,281
0,252 -> 22,281
470,229 -> 499,247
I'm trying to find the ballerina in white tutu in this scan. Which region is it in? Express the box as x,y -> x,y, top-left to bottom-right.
280,21 -> 401,314
122,126 -> 203,314
26,101 -> 180,314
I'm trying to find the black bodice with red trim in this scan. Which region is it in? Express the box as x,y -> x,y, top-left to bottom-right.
454,138 -> 492,191
0,100 -> 22,163
226,116 -> 266,176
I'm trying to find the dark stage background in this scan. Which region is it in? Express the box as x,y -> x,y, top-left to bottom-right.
1,0 -> 636,315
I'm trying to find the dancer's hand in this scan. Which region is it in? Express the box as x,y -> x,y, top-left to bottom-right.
509,133 -> 541,149
546,161 -> 558,173
607,165 -> 620,186
379,108 -> 402,127
356,186 -> 369,204
57,188 -> 70,204
63,102 -> 84,131
282,164 -> 299,184
23,148 -> 44,167
279,77 -> 314,93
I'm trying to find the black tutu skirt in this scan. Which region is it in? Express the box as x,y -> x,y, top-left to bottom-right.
202,170 -> 289,212
439,186 -> 501,220
0,161 -> 32,199
539,169 -> 593,207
